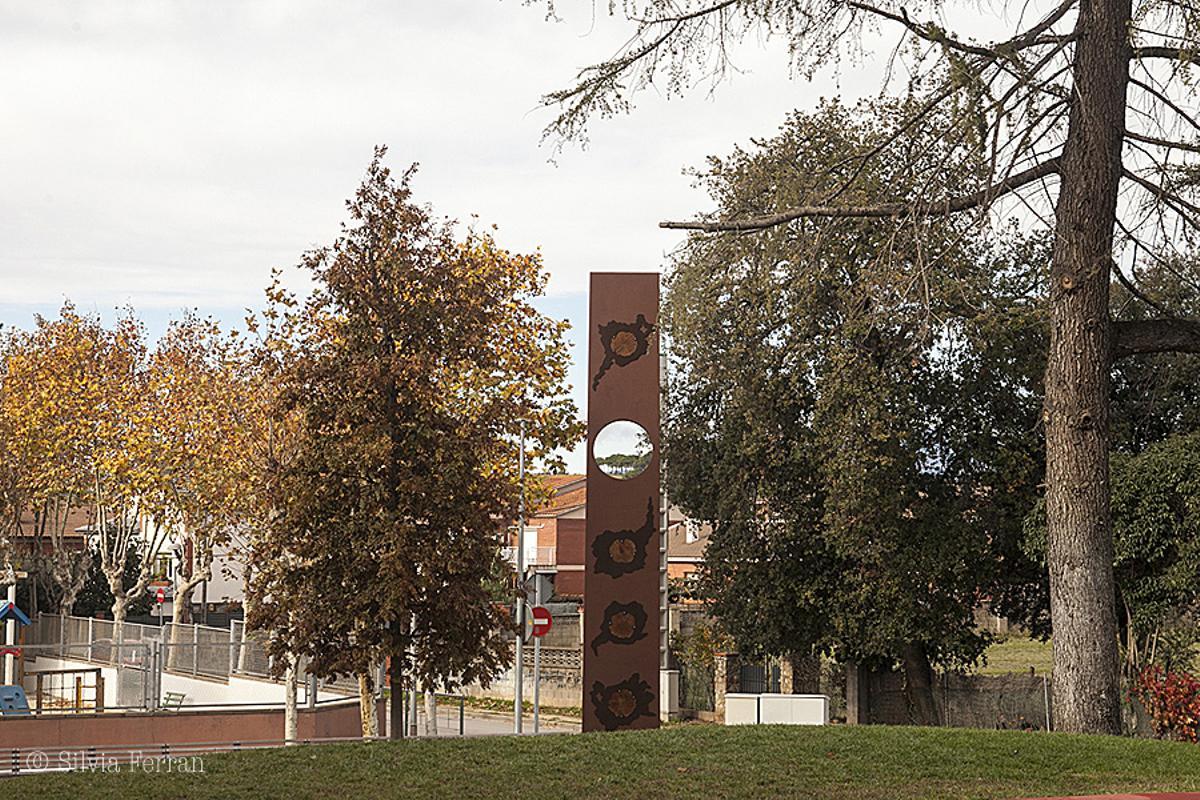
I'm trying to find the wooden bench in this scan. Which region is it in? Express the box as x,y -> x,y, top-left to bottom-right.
162,691 -> 186,710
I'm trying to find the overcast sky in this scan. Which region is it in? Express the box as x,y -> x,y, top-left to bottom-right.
0,1 -> 951,470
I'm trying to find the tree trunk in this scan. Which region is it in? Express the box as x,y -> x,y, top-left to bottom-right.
424,684 -> 438,736
1043,0 -> 1130,736
901,642 -> 938,726
172,586 -> 192,626
57,600 -> 69,647
358,671 -> 378,738
388,653 -> 404,740
29,571 -> 40,619
169,581 -> 202,671
111,595 -> 128,650
284,654 -> 299,744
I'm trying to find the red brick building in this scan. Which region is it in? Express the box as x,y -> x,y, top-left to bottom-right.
510,475 -> 708,600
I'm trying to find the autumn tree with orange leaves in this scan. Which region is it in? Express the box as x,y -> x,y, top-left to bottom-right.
143,313 -> 257,658
0,306 -> 256,645
246,148 -> 581,739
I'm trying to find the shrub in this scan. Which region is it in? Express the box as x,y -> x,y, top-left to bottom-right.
1130,665 -> 1200,742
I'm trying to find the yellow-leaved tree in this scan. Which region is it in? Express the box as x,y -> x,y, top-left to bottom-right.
0,306 -> 107,630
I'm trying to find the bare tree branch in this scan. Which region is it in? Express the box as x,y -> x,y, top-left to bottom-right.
1006,0 -> 1080,49
1112,318 -> 1200,359
848,2 -> 997,56
1129,76 -> 1200,136
1123,167 -> 1200,230
1125,128 -> 1200,154
850,0 -> 1076,58
1131,45 -> 1199,61
660,157 -> 1060,231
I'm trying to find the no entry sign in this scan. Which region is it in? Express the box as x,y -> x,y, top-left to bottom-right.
530,606 -> 552,638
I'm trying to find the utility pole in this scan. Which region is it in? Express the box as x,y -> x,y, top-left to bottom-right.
514,419 -> 526,734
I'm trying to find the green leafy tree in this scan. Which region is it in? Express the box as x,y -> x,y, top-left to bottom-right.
1025,433 -> 1200,681
663,100 -> 1048,723
246,148 -> 581,737
74,549 -> 153,620
535,0 -> 1200,734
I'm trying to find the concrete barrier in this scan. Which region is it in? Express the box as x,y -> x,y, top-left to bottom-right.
0,698 -> 378,750
724,693 -> 760,725
759,693 -> 829,725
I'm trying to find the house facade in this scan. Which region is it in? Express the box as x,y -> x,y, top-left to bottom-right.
508,474 -> 710,601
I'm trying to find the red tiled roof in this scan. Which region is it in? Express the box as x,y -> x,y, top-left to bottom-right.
533,475 -> 586,517
16,505 -> 93,539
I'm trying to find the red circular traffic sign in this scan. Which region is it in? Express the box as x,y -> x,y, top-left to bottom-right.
155,588 -> 165,604
530,606 -> 552,638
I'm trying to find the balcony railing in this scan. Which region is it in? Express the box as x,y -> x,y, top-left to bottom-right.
502,546 -> 558,568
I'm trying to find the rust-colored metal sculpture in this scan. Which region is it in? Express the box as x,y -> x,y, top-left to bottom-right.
589,673 -> 655,731
590,600 -> 649,655
583,272 -> 660,733
590,498 -> 655,578
592,314 -> 655,390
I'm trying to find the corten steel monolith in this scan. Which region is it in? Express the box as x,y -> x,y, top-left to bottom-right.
583,272 -> 660,733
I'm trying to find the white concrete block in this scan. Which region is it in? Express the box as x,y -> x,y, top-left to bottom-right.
724,692 -> 760,725
758,693 -> 829,725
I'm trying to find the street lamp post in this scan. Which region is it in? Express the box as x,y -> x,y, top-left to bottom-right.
514,420 -> 526,734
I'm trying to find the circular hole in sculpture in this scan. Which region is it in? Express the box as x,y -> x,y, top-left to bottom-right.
593,420 -> 652,480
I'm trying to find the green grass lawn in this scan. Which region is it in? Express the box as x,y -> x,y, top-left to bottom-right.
978,637 -> 1055,676
14,724 -> 1200,800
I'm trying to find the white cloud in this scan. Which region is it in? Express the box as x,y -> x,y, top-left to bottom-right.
0,0 -> 895,312
0,0 -> 936,470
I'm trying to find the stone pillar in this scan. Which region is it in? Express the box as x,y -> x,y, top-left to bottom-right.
713,652 -> 739,723
779,653 -> 821,694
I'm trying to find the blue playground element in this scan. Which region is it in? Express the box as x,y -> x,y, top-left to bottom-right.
0,602 -> 30,626
0,685 -> 30,716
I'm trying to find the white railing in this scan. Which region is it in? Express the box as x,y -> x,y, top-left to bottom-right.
529,546 -> 557,567
31,613 -> 274,683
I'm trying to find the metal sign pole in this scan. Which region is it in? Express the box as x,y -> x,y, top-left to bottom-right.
514,420 -> 526,734
5,580 -> 16,684
533,575 -> 542,734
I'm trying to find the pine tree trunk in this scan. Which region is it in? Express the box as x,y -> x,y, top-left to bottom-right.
901,642 -> 938,726
1044,0 -> 1130,736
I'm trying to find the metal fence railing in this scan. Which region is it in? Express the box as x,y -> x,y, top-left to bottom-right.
20,614 -> 482,718
17,643 -> 155,712
679,660 -> 716,712
30,614 -> 277,683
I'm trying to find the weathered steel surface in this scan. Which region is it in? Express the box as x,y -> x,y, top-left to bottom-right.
582,272 -> 660,733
